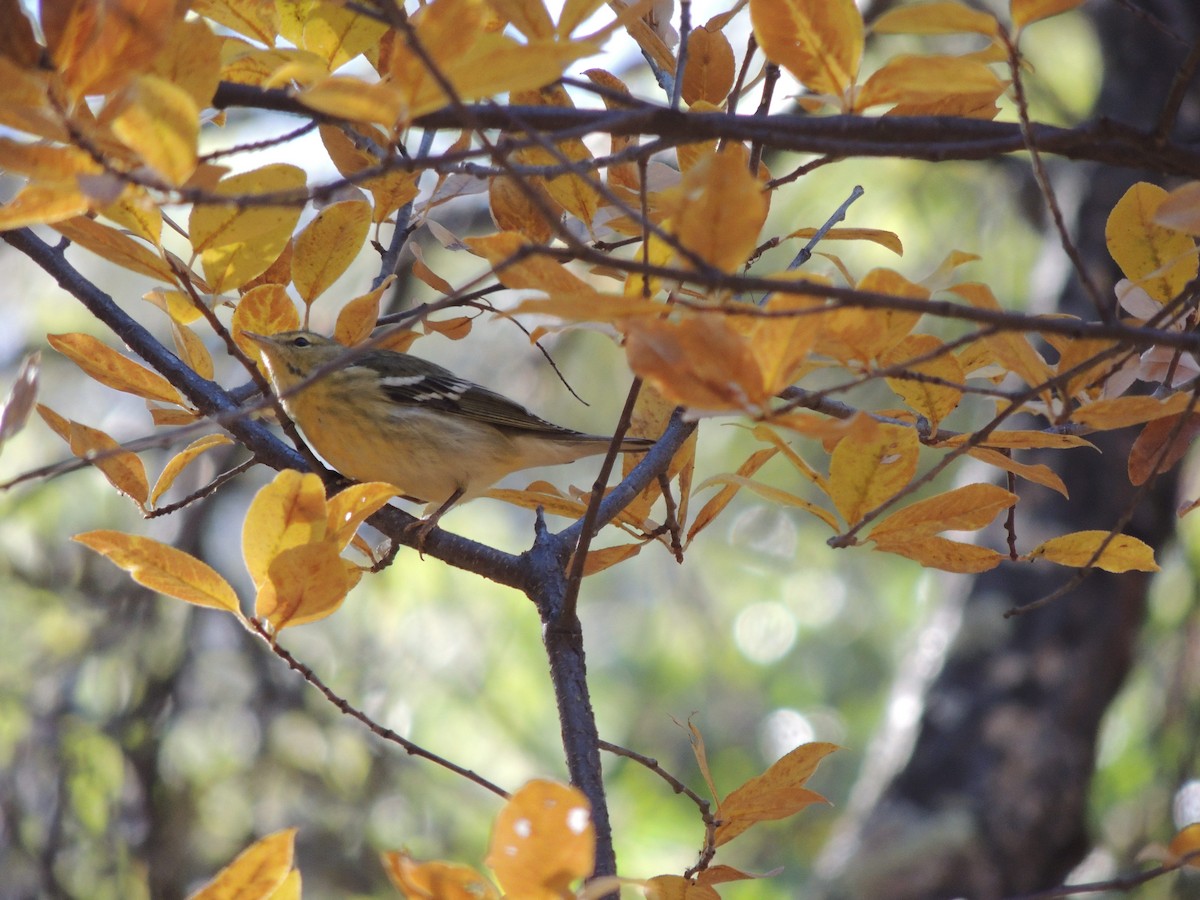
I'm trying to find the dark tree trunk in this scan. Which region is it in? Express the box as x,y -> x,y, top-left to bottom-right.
817,3 -> 1200,897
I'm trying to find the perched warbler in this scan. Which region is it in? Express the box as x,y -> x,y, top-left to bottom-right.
243,330 -> 655,529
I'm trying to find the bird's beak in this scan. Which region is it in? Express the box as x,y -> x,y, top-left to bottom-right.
241,331 -> 269,347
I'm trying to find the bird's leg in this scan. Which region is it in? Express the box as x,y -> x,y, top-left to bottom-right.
404,487 -> 465,557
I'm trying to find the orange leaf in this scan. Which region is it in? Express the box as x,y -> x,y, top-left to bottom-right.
787,226 -> 903,255
52,215 -> 179,283
233,284 -> 302,358
74,530 -> 240,614
670,148 -> 768,272
624,315 -> 767,411
47,0 -> 179,99
40,405 -> 150,506
511,84 -> 601,231
857,54 -> 1006,113
485,780 -> 594,898
827,416 -> 920,525
965,447 -> 1068,497
746,290 -> 825,395
466,231 -> 594,294
1128,414 -> 1200,485
48,332 -> 184,406
325,482 -> 399,551
873,2 -> 999,36
938,430 -> 1094,450
881,333 -> 964,429
108,74 -> 199,186
1026,530 -> 1159,573
1072,392 -> 1193,431
151,434 -> 234,505
1011,0 -> 1086,30
681,23 -> 735,106
696,473 -> 840,531
0,183 -> 89,230
750,0 -> 862,102
687,451 -> 779,543
581,542 -> 644,575
868,483 -> 1016,540
1105,182 -> 1198,302
381,851 -> 499,899
256,540 -> 352,630
1167,823 -> 1200,867
951,283 -> 1053,389
489,173 -> 561,244
871,534 -> 1005,573
242,470 -> 328,590
188,828 -> 297,899
151,17 -> 223,109
644,874 -> 721,899
293,199 -> 372,303
188,164 -> 307,293
715,742 -> 836,846
334,278 -> 393,347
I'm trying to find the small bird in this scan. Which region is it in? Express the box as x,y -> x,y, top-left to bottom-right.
243,330 -> 655,536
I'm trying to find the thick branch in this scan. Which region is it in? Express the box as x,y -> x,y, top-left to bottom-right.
212,83 -> 1200,177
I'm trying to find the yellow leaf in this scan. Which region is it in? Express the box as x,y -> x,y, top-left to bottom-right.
188,828 -> 296,899
47,0 -> 180,99
868,483 -> 1016,539
1072,392 -> 1192,431
1027,530 -> 1159,573
938,430 -> 1094,450
0,183 -> 91,230
681,24 -> 736,106
151,17 -> 222,109
242,470 -> 328,590
872,2 -> 999,36
325,482 -> 399,551
489,173 -> 561,244
333,280 -> 391,347
188,164 -> 307,293
192,0 -> 280,45
857,54 -> 1006,113
108,74 -> 199,186
52,215 -> 179,283
74,530 -> 240,614
61,419 -> 149,507
47,333 -> 184,406
296,74 -> 404,126
102,191 -> 163,245
381,851 -> 499,900
256,541 -> 351,630
293,199 -> 372,304
511,84 -> 602,231
318,123 -> 420,222
151,434 -> 234,506
1105,182 -> 1198,302
715,742 -> 836,846
172,321 -> 214,381
750,0 -> 862,102
965,447 -> 1068,497
670,148 -> 768,272
871,534 -> 1004,572
951,283 -> 1053,389
466,231 -> 595,294
695,473 -> 840,531
233,284 -> 302,359
787,226 -> 903,255
264,868 -> 301,900
750,424 -> 829,492
1011,0 -> 1086,30
827,416 -> 920,524
1154,181 -> 1200,235
485,780 -> 594,898
881,333 -> 964,429
645,874 -> 722,899
486,0 -> 555,40
277,0 -> 387,71
858,268 -> 929,357
580,542 -> 644,575
0,137 -> 101,182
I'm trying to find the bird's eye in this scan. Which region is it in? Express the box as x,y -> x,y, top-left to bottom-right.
292,336 -> 310,348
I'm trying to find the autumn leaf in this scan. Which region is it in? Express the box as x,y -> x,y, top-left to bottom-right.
827,416 -> 920,525
485,780 -> 594,898
293,199 -> 372,303
242,470 -> 329,590
750,0 -> 862,103
382,851 -> 499,899
74,530 -> 241,615
1105,182 -> 1199,302
256,540 -> 353,630
1026,530 -> 1159,573
150,434 -> 234,506
715,742 -> 836,846
188,828 -> 297,899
